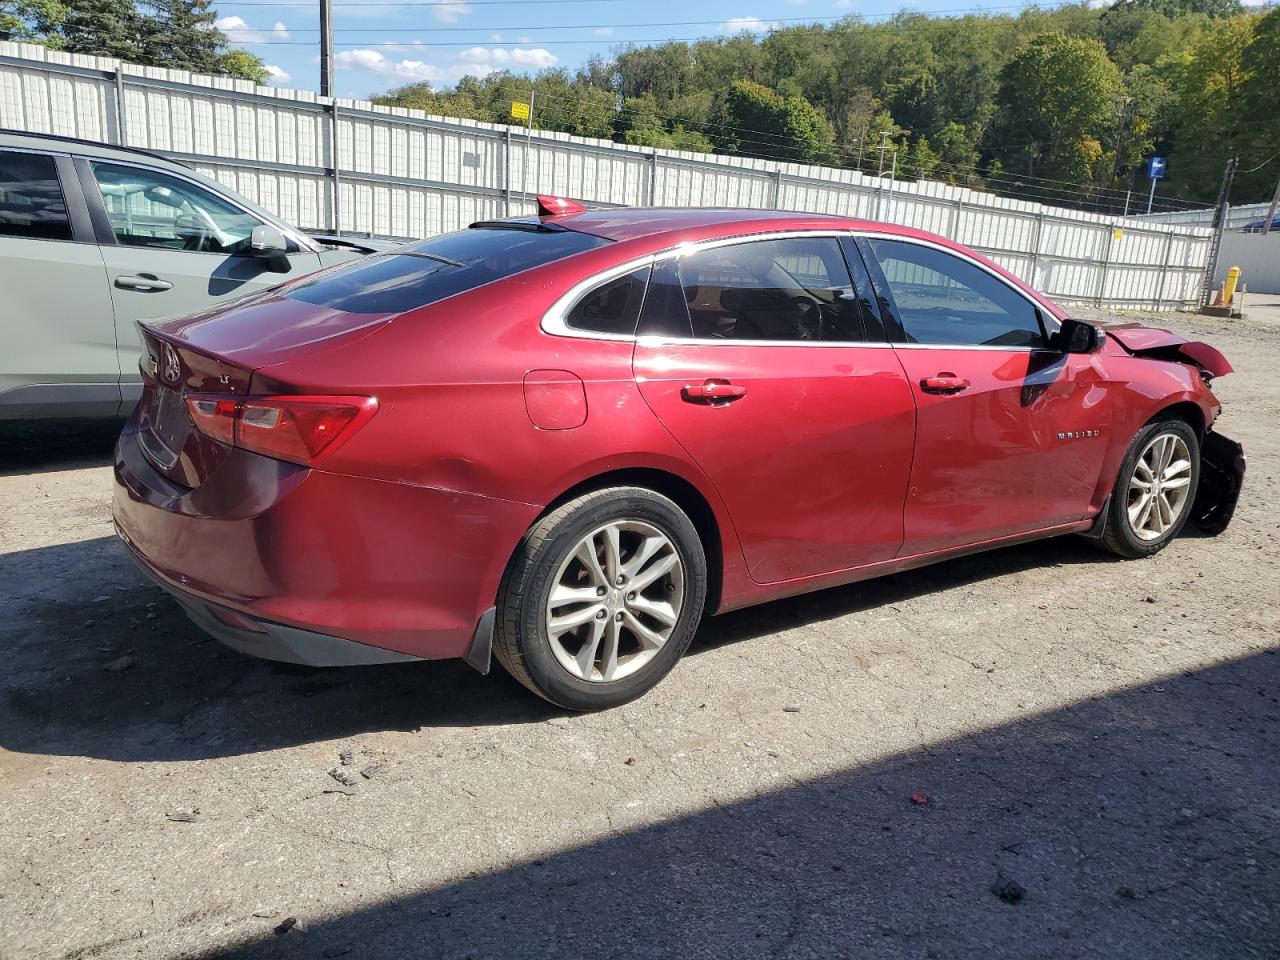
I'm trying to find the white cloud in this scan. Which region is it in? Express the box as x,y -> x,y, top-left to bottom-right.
834,0 -> 855,8
215,16 -> 290,44
458,46 -> 559,69
720,16 -> 777,34
263,64 -> 292,86
593,26 -> 615,36
335,46 -> 557,87
429,0 -> 473,23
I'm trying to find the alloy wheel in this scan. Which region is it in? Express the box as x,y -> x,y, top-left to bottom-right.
545,520 -> 685,683
1126,432 -> 1194,541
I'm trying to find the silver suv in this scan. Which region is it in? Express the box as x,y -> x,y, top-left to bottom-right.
0,130 -> 390,421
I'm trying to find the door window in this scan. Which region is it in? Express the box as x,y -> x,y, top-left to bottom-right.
91,162 -> 271,255
565,267 -> 650,335
642,237 -> 865,342
866,238 -> 1046,348
0,151 -> 72,241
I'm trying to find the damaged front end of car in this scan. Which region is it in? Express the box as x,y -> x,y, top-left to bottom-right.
1189,430 -> 1246,535
1102,322 -> 1245,535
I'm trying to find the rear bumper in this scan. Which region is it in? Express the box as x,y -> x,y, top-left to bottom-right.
112,420 -> 539,663
126,547 -> 422,666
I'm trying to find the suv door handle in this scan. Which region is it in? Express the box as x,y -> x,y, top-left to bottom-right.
115,274 -> 173,292
681,380 -> 748,403
920,374 -> 970,394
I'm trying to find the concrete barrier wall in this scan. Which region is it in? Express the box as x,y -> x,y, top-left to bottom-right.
1216,232 -> 1280,295
1,41 -> 1213,310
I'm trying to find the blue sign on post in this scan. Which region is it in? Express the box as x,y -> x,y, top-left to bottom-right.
1148,156 -> 1167,179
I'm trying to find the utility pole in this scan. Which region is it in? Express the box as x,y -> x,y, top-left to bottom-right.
520,86 -> 536,203
877,131 -> 891,178
1263,171 -> 1280,236
1145,175 -> 1158,215
319,0 -> 334,98
1201,154 -> 1239,307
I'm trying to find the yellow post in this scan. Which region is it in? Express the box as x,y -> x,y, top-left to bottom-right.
1223,265 -> 1242,305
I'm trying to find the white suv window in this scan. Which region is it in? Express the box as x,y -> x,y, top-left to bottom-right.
91,162 -> 268,255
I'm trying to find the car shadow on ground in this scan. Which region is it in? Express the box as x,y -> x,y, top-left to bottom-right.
4,528 -> 1111,764
0,418 -> 122,476
197,647 -> 1279,960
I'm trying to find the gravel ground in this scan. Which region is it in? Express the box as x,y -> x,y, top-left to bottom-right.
1,308 -> 1277,960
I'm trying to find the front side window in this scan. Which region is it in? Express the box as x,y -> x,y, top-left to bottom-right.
866,238 -> 1045,348
674,237 -> 864,342
0,151 -> 71,241
91,162 -> 268,255
566,267 -> 650,335
286,225 -> 611,314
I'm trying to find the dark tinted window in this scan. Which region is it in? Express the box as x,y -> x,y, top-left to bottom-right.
566,267 -> 650,335
286,225 -> 610,314
0,151 -> 71,241
677,237 -> 863,342
636,257 -> 692,338
867,238 -> 1045,347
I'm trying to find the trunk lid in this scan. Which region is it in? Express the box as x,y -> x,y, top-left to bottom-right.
135,291 -> 395,488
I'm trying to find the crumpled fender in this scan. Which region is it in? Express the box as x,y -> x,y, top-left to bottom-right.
1190,431 -> 1246,535
1101,323 -> 1234,378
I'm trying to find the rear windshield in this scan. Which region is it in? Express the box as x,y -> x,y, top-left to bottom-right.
285,225 -> 610,314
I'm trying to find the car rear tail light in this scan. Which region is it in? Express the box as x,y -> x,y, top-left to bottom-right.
186,397 -> 238,445
185,394 -> 377,466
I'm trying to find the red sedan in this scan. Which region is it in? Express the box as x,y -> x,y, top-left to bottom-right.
113,200 -> 1245,710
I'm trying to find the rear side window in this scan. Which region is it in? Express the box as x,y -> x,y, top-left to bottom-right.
866,238 -> 1045,348
566,267 -> 650,335
287,225 -> 611,314
0,151 -> 71,241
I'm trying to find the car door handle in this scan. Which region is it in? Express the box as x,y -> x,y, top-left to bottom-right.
920,374 -> 970,394
115,274 -> 173,292
681,380 -> 748,403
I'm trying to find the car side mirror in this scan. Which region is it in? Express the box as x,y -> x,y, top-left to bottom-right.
250,225 -> 291,273
1054,318 -> 1106,354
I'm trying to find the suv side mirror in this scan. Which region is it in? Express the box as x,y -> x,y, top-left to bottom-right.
1054,318 -> 1106,354
250,225 -> 290,273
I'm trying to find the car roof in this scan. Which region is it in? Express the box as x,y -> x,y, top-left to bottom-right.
522,206 -> 938,248
0,128 -> 191,170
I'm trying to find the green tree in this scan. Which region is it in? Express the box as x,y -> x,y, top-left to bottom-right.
1166,14 -> 1255,200
1239,9 -> 1280,200
713,80 -> 836,164
219,48 -> 270,84
0,0 -> 63,43
992,32 -> 1124,191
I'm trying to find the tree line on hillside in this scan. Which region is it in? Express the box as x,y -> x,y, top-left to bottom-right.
374,0 -> 1280,210
0,0 -> 269,82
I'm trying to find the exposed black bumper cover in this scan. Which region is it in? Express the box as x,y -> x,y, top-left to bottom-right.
1191,431 -> 1245,536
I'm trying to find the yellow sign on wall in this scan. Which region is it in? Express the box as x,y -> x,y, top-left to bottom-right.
1113,227 -> 1125,240
510,101 -> 530,121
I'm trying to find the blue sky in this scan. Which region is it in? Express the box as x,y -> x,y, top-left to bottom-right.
212,0 -> 1063,99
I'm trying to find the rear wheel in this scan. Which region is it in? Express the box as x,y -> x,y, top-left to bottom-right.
1097,417 -> 1200,558
494,487 -> 707,710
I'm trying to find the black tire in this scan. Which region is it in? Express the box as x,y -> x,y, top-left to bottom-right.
494,486 -> 708,710
1096,416 -> 1200,559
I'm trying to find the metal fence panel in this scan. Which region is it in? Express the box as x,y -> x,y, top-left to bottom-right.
0,41 -> 1213,309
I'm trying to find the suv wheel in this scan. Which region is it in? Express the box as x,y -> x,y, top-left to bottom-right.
494,487 -> 708,710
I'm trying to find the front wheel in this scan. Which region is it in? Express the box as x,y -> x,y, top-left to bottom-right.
494,487 -> 708,710
1097,418 -> 1200,558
